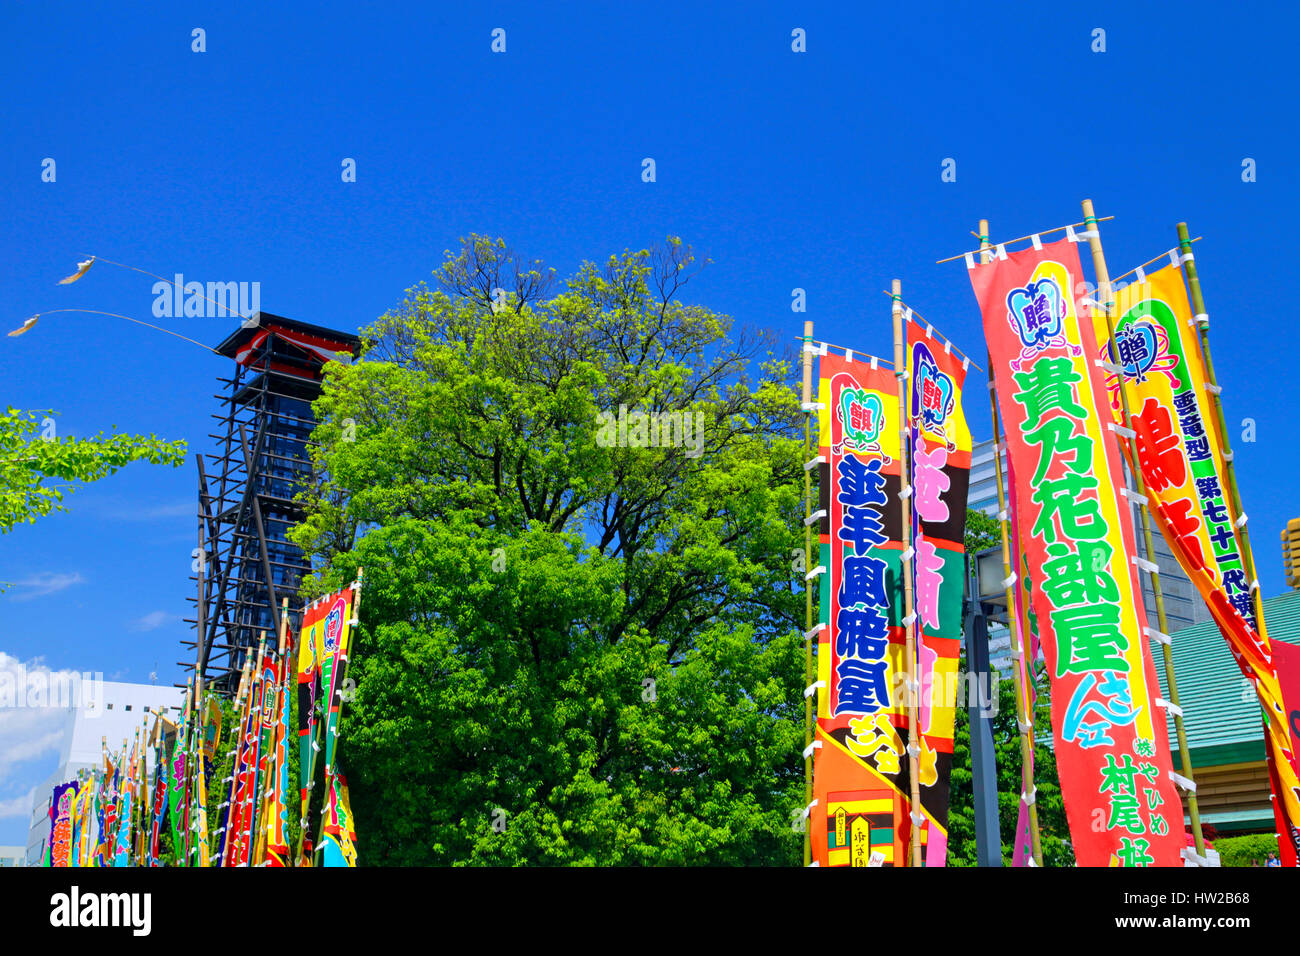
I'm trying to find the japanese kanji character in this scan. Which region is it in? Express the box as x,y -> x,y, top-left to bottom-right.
1134,398 -> 1187,493
1209,522 -> 1237,551
836,607 -> 889,660
835,658 -> 891,716
1203,498 -> 1229,525
837,455 -> 888,509
1195,475 -> 1222,499
915,535 -> 944,631
1117,836 -> 1155,867
1031,473 -> 1105,543
1223,569 -> 1249,595
1108,793 -> 1148,834
1100,753 -> 1141,795
1054,604 -> 1130,675
1012,358 -> 1088,431
913,445 -> 951,523
840,554 -> 889,610
1039,541 -> 1119,607
839,507 -> 887,554
1155,498 -> 1207,573
1023,416 -> 1094,484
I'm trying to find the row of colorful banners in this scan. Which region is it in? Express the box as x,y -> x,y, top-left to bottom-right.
41,581 -> 362,868
810,224 -> 1299,867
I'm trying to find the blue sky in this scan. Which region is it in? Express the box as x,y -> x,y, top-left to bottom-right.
1,2 -> 1296,842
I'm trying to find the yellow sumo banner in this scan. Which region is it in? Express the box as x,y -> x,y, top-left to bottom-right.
1097,263 -> 1300,862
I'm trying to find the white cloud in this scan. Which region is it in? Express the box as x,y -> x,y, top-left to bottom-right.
0,788 -> 35,820
0,652 -> 76,787
87,496 -> 194,522
3,572 -> 85,601
129,610 -> 173,632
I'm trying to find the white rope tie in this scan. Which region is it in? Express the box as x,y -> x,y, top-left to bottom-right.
1120,487 -> 1149,506
1132,555 -> 1159,574
1144,626 -> 1172,646
1155,698 -> 1184,718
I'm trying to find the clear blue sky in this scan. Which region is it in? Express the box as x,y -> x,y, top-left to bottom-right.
1,2 -> 1296,842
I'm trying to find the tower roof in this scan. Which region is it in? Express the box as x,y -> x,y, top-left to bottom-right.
213,311 -> 361,360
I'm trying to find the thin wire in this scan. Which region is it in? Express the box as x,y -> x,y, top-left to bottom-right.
21,309 -> 222,355
936,215 -> 1117,264
878,292 -> 984,371
80,256 -> 256,322
1109,237 -> 1202,286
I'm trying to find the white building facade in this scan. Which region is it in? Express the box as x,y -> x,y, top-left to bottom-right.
25,681 -> 183,866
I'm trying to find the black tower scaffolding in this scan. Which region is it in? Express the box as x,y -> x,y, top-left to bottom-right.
182,312 -> 361,696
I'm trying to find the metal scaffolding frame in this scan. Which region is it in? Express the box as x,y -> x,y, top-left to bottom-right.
180,313 -> 360,695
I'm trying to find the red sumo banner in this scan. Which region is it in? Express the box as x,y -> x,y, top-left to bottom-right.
969,238 -> 1184,866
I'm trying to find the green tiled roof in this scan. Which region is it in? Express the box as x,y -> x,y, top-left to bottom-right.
1152,588 -> 1300,770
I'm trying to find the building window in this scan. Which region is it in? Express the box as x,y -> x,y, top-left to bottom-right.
106,703 -> 113,710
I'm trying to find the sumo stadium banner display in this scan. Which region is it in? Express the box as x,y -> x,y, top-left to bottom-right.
36,579 -> 363,868
800,209 -> 1298,868
32,208 -> 1300,872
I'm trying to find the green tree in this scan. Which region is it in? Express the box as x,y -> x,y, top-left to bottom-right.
964,507 -> 999,555
290,236 -> 807,865
1213,832 -> 1279,867
0,407 -> 185,534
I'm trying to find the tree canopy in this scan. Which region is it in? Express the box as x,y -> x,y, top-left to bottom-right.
0,407 -> 185,535
291,236 -> 809,865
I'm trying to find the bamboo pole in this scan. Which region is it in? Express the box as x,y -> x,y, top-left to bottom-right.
979,220 -> 1044,867
1175,223 -> 1269,643
1175,221 -> 1296,861
1080,199 -> 1206,859
802,319 -> 816,869
892,279 -> 924,867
